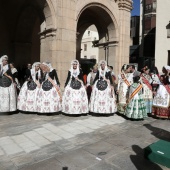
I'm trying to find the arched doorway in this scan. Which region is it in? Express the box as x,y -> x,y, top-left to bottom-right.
76,4 -> 118,68
0,0 -> 54,67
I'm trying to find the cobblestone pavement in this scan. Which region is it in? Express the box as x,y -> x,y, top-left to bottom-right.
0,112 -> 169,170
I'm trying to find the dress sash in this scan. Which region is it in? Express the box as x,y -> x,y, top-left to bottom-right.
129,84 -> 143,100
121,73 -> 131,87
164,85 -> 170,94
141,74 -> 152,91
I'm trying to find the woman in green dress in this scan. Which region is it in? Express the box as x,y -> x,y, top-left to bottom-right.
124,76 -> 147,119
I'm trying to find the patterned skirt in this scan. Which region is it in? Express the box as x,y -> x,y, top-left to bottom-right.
36,86 -> 61,113
17,81 -> 39,112
0,84 -> 17,112
62,86 -> 89,114
152,84 -> 170,118
89,82 -> 117,114
152,106 -> 170,118
124,94 -> 147,119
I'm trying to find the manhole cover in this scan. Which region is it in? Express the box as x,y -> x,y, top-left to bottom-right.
98,152 -> 107,156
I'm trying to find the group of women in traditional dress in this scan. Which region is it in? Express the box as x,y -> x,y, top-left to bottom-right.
117,64 -> 170,120
0,55 -> 169,120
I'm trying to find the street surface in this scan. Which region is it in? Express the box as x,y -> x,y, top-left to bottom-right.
0,112 -> 169,170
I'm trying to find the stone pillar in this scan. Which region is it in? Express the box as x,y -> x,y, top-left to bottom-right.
116,0 -> 132,74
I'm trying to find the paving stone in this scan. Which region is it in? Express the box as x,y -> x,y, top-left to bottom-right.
0,136 -> 14,146
107,150 -> 164,170
58,125 -> 84,135
86,161 -> 120,170
0,157 -> 18,170
67,122 -> 94,133
0,137 -> 23,155
83,141 -> 125,160
55,149 -> 99,170
43,123 -> 75,139
12,134 -> 40,153
0,147 -> 4,156
34,128 -> 62,141
23,131 -> 51,147
20,158 -> 62,170
11,154 -> 34,169
104,133 -> 140,149
1,144 -> 23,155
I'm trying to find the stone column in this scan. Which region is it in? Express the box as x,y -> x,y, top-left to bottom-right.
116,0 -> 132,74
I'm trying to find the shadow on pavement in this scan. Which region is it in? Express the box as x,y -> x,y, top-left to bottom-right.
143,124 -> 170,142
89,112 -> 114,117
130,145 -> 163,170
0,110 -> 19,116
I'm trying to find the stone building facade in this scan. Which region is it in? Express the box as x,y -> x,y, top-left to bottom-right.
140,0 -> 170,71
81,25 -> 99,61
0,0 -> 132,87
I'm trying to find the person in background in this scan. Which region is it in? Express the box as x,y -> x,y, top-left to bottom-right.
24,63 -> 32,81
0,55 -> 17,113
150,66 -> 160,93
89,60 -> 117,114
36,62 -> 61,114
18,62 -> 41,112
86,64 -> 98,101
10,63 -> 20,93
124,75 -> 147,120
117,64 -> 133,114
152,66 -> 170,119
140,66 -> 153,115
62,60 -> 88,115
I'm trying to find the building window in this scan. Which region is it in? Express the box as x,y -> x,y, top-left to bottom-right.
88,31 -> 90,36
168,51 -> 170,65
84,44 -> 87,51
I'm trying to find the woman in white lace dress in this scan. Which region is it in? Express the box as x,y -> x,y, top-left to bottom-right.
140,66 -> 153,114
36,62 -> 62,113
17,62 -> 41,112
62,60 -> 88,115
89,60 -> 117,114
117,64 -> 133,114
0,55 -> 17,112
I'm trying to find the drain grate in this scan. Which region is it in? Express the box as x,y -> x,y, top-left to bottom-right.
98,152 -> 107,156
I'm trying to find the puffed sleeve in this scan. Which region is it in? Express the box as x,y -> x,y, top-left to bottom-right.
78,70 -> 85,85
65,71 -> 71,87
53,69 -> 60,86
108,71 -> 113,85
92,71 -> 99,85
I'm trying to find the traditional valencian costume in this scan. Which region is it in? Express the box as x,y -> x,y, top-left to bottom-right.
124,76 -> 147,119
152,66 -> 170,118
62,60 -> 88,115
37,62 -> 62,113
141,66 -> 153,114
86,64 -> 98,101
117,64 -> 133,114
18,62 -> 41,112
89,60 -> 117,114
0,55 -> 17,112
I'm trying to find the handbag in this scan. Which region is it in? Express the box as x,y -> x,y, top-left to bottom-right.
96,79 -> 108,91
70,79 -> 81,90
0,76 -> 12,87
42,80 -> 53,91
27,81 -> 37,91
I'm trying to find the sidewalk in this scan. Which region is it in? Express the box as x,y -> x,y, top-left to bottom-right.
0,113 -> 169,170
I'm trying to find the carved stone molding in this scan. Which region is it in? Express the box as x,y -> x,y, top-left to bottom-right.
39,28 -> 57,39
117,0 -> 133,11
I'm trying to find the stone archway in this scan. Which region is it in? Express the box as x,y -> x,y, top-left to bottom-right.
76,2 -> 119,73
0,0 -> 55,67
